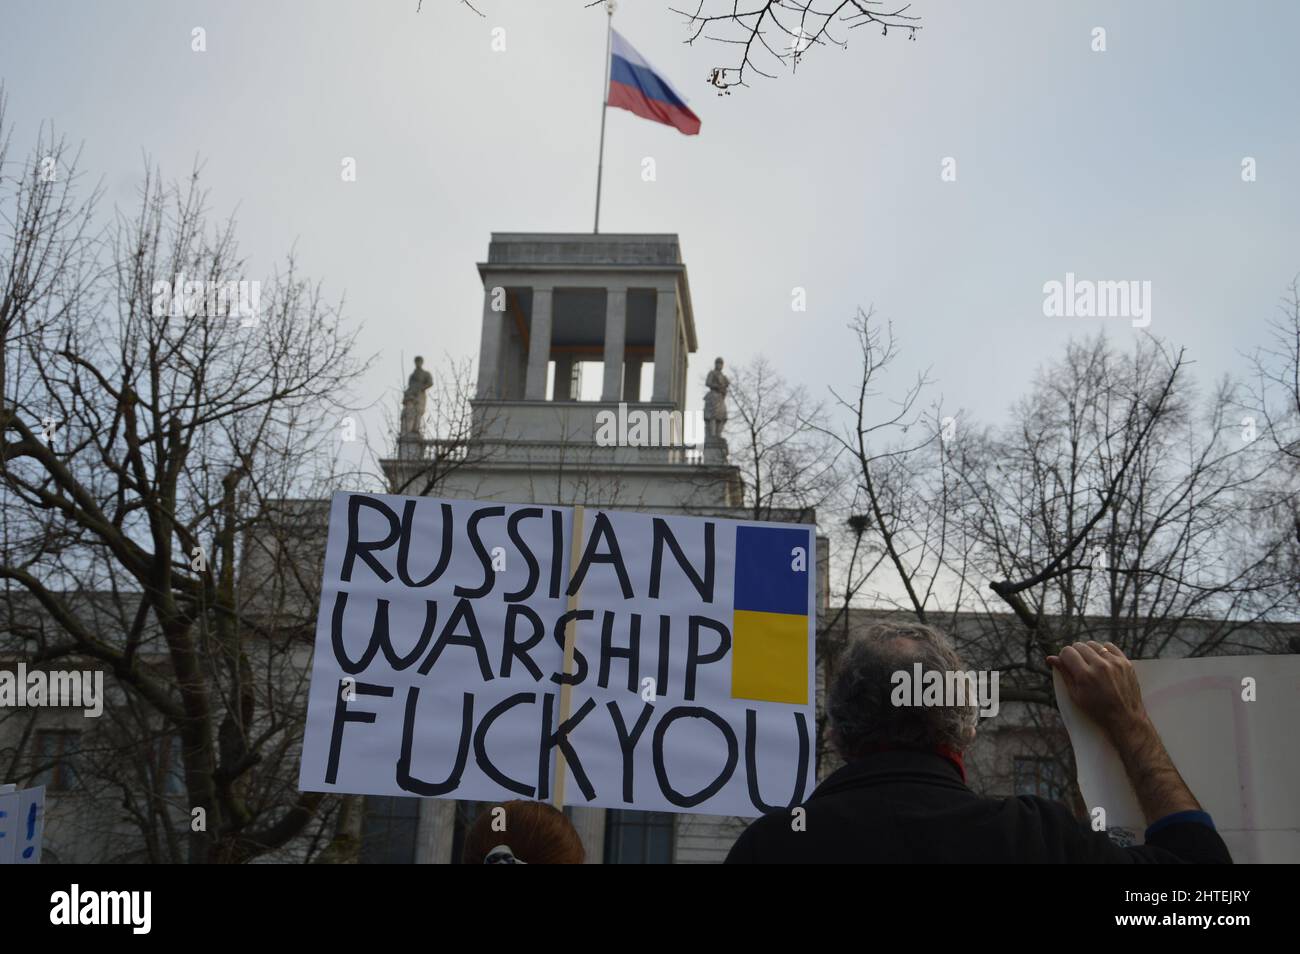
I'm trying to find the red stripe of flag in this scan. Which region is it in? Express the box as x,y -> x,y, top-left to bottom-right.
608,81 -> 701,136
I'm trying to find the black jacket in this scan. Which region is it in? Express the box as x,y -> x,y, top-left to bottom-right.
725,750 -> 1232,864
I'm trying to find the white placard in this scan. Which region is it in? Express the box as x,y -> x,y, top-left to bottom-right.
1055,655 -> 1300,863
0,784 -> 44,864
299,493 -> 817,817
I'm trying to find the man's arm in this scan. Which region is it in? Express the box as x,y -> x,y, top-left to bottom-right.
1048,641 -> 1230,863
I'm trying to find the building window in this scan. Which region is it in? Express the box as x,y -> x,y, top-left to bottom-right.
360,796 -> 420,863
450,800 -> 491,864
603,809 -> 674,864
1014,756 -> 1069,802
34,730 -> 82,792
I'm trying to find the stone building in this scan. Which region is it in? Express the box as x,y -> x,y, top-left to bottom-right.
372,232 -> 823,863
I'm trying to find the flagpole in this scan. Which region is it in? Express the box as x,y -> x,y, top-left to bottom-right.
593,0 -> 615,233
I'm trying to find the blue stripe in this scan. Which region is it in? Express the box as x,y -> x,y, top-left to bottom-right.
611,55 -> 689,111
733,526 -> 810,616
1145,810 -> 1216,838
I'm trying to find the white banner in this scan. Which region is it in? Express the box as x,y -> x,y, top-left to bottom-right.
1055,655 -> 1300,863
299,493 -> 817,817
0,784 -> 44,864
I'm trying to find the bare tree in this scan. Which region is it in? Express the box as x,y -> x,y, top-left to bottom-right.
783,309 -> 957,772
424,0 -> 484,17
816,308 -> 959,622
923,333 -> 1293,768
673,0 -> 921,91
905,335 -> 1291,799
727,355 -> 845,521
0,98 -> 373,862
443,1 -> 924,93
0,87 -> 99,414
812,312 -> 1296,796
959,335 -> 1289,654
1246,278 -> 1300,612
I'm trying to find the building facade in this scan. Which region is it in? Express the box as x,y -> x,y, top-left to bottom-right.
376,232 -> 794,863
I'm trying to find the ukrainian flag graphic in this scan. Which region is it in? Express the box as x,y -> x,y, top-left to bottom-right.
731,525 -> 810,705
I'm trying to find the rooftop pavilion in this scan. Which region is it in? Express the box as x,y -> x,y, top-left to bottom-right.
474,232 -> 697,408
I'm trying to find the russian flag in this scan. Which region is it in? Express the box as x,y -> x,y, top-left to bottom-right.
608,29 -> 701,136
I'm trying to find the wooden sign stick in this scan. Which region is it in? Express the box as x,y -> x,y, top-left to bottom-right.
552,504 -> 585,809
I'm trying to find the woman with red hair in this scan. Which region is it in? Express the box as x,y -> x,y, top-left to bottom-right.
462,801 -> 585,865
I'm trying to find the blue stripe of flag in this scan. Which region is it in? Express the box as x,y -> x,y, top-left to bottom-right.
610,55 -> 689,112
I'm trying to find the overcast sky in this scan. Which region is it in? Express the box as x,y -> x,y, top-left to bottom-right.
4,0 -> 1299,459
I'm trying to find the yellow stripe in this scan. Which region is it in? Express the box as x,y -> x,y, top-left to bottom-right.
731,610 -> 808,705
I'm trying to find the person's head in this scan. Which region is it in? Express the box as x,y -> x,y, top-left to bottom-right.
461,800 -> 585,865
414,355 -> 424,368
714,357 -> 724,369
828,620 -> 978,760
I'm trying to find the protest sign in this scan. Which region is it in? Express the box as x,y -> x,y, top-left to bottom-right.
299,493 -> 817,817
0,784 -> 44,864
1055,655 -> 1300,863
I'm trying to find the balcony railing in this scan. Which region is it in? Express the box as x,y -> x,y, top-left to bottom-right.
392,437 -> 709,466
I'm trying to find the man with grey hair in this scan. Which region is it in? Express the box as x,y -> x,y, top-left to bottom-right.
726,621 -> 1230,863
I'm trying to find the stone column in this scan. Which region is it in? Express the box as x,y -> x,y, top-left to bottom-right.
622,358 -> 643,402
524,286 -> 553,401
651,286 -> 677,402
675,327 -> 687,408
602,286 -> 627,402
553,353 -> 575,401
475,285 -> 504,399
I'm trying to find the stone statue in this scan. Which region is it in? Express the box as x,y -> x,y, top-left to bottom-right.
400,356 -> 433,438
703,357 -> 729,442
